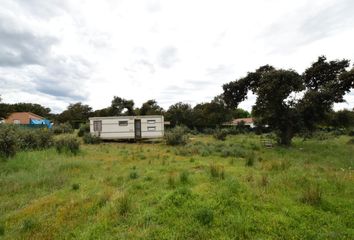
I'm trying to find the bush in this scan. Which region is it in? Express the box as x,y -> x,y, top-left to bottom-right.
165,126 -> 189,146
18,128 -> 53,150
52,123 -> 74,135
55,136 -> 80,154
0,125 -> 18,158
83,133 -> 101,144
213,128 -> 228,141
78,123 -> 90,137
195,208 -> 214,226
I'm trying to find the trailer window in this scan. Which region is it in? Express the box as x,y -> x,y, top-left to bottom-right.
93,121 -> 102,131
147,120 -> 156,124
147,126 -> 156,131
119,121 -> 128,126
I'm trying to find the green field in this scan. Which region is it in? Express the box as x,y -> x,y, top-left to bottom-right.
0,134 -> 353,239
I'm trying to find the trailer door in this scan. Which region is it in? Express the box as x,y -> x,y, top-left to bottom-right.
134,119 -> 141,139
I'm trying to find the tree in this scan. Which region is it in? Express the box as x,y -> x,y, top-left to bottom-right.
57,102 -> 93,128
0,102 -> 51,119
223,56 -> 354,145
329,109 -> 354,129
138,99 -> 164,115
110,96 -> 135,116
165,102 -> 194,127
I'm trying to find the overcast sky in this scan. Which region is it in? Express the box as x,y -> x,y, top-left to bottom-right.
1,0 -> 354,113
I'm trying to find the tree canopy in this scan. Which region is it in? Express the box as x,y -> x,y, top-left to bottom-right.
223,56 -> 354,145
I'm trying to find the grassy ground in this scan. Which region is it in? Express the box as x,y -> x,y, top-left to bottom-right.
0,134 -> 353,239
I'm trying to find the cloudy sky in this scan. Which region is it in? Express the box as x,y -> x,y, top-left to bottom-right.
1,0 -> 354,113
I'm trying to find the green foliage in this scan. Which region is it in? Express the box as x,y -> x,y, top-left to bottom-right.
245,152 -> 255,167
195,207 -> 214,226
347,138 -> 354,144
18,128 -> 53,150
0,125 -> 18,158
223,56 -> 354,145
72,183 -> 80,191
213,128 -> 228,141
165,126 -> 189,146
55,136 -> 80,154
179,170 -> 189,184
138,99 -> 164,115
0,224 -> 4,236
52,123 -> 74,134
57,102 -> 92,128
82,133 -> 101,144
129,171 -> 139,179
77,123 -> 90,137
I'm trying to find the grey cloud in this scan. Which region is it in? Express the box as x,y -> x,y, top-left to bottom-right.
263,0 -> 354,53
13,0 -> 69,19
0,16 -> 57,67
157,46 -> 179,68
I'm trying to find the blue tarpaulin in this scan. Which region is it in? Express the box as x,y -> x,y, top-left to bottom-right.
29,119 -> 52,128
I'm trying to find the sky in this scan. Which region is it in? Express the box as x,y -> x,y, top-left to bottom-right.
0,0 -> 354,113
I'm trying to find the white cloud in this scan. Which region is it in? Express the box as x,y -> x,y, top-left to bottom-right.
0,0 -> 353,112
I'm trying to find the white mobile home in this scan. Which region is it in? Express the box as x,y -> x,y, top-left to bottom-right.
89,115 -> 164,140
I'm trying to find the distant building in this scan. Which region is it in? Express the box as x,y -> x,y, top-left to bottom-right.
224,117 -> 255,128
5,112 -> 44,125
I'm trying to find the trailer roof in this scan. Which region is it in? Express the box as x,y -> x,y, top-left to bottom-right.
89,115 -> 163,120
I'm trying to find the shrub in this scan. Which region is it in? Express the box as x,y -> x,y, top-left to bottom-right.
180,170 -> 189,184
18,128 -> 53,150
72,183 -> 80,191
55,136 -> 80,154
52,123 -> 74,135
0,125 -> 18,159
213,128 -> 228,141
83,133 -> 101,144
301,184 -> 322,206
195,208 -> 214,226
165,126 -> 189,146
117,194 -> 131,216
78,123 -> 90,137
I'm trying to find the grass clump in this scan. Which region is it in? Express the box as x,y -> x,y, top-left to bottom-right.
179,170 -> 189,184
168,173 -> 176,188
165,126 -> 189,146
195,207 -> 214,226
117,194 -> 131,216
21,218 -> 36,232
82,133 -> 101,144
209,164 -> 225,179
55,136 -> 80,154
301,183 -> 322,206
72,183 -> 80,191
245,152 -> 255,167
129,171 -> 139,179
0,225 -> 4,236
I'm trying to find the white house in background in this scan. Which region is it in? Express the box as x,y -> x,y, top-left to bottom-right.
224,117 -> 255,128
89,115 -> 164,140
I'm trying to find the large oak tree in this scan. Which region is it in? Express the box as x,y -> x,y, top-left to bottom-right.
223,56 -> 354,145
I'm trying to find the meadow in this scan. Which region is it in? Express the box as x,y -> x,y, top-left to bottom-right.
0,134 -> 353,239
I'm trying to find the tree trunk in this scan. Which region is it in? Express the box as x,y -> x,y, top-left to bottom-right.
278,128 -> 293,146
